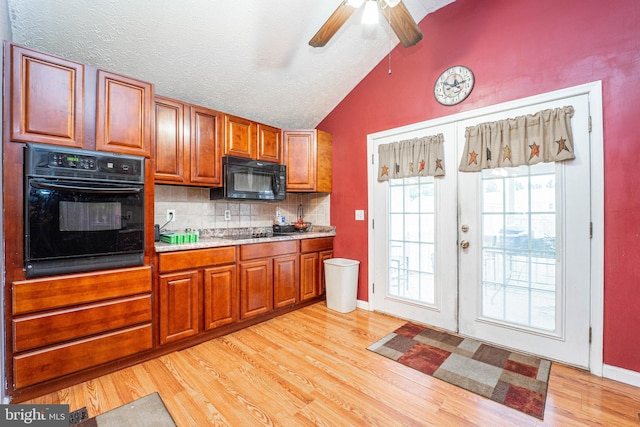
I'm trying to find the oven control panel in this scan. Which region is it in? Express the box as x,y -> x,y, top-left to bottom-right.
49,152 -> 97,170
25,143 -> 145,183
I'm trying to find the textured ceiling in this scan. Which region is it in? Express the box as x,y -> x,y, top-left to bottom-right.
7,0 -> 453,129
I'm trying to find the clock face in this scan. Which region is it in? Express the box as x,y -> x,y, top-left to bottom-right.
434,65 -> 475,106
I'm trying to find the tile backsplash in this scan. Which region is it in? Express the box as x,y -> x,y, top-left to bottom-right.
154,185 -> 331,232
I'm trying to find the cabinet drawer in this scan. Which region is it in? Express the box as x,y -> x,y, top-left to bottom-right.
13,295 -> 152,353
300,237 -> 334,253
159,246 -> 236,272
12,266 -> 152,315
240,240 -> 298,261
14,324 -> 152,389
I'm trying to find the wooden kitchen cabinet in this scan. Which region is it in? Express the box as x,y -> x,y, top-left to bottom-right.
153,97 -> 223,186
318,249 -> 333,296
96,69 -> 153,157
283,129 -> 332,192
204,265 -> 237,330
158,270 -> 199,344
6,42 -> 84,148
239,240 -> 298,319
11,266 -> 153,389
154,96 -> 186,183
274,254 -> 299,308
224,114 -> 254,159
157,246 -> 237,344
5,42 -> 154,156
300,237 -> 334,300
239,259 -> 273,319
224,113 -> 282,163
190,105 -> 223,186
256,123 -> 282,163
299,252 -> 319,301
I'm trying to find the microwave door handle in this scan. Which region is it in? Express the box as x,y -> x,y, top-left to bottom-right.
30,181 -> 142,195
272,173 -> 281,194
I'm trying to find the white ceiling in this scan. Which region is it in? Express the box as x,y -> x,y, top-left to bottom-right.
6,0 -> 454,129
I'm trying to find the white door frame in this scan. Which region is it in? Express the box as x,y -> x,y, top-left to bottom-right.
367,81 -> 604,376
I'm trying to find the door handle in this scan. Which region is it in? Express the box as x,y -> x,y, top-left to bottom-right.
460,240 -> 470,249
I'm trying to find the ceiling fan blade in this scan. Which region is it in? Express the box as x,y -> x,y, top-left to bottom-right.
309,2 -> 356,47
386,0 -> 423,48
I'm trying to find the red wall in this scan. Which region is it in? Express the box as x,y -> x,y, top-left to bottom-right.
319,0 -> 640,373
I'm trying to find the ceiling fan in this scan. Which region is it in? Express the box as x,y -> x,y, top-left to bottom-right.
309,0 -> 423,48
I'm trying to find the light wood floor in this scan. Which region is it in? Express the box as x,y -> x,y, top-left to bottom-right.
25,303 -> 640,426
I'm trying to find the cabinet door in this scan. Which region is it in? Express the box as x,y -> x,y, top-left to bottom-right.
9,43 -> 84,147
224,114 -> 255,159
300,252 -> 318,301
318,250 -> 333,296
239,260 -> 273,319
283,130 -> 316,191
256,123 -> 281,163
154,96 -> 185,183
274,254 -> 298,308
159,270 -> 199,344
96,70 -> 153,157
190,106 -> 223,186
203,265 -> 237,330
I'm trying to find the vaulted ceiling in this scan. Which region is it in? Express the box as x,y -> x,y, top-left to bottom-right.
6,0 -> 454,129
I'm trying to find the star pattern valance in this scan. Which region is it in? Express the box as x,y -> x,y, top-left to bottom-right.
377,134 -> 445,182
459,106 -> 575,172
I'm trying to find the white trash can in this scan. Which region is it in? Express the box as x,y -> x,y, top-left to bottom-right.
324,258 -> 360,313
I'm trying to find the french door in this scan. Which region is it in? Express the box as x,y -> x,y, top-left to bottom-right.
370,88 -> 596,368
372,124 -> 458,332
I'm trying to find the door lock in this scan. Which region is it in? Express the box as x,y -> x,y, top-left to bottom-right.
461,224 -> 469,232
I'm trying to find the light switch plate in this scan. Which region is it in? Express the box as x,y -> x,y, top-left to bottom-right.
355,210 -> 365,221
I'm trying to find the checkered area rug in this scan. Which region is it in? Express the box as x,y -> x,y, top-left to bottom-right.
367,322 -> 552,419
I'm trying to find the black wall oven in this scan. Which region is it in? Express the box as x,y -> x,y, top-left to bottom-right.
24,143 -> 145,278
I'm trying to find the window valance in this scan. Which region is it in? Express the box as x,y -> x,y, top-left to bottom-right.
458,106 -> 575,172
377,134 -> 445,182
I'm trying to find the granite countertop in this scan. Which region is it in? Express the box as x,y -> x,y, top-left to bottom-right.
155,228 -> 336,253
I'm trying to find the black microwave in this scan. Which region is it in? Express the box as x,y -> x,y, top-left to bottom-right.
210,156 -> 286,201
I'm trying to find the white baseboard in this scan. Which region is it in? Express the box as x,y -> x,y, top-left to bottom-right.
603,364 -> 640,388
356,300 -> 370,311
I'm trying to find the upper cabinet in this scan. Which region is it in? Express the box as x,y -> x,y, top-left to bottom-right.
7,43 -> 84,148
154,96 -> 185,183
283,129 -> 332,192
256,123 -> 282,163
5,43 -> 153,157
224,114 -> 254,159
154,96 -> 223,186
190,105 -> 223,186
96,70 -> 153,157
224,114 -> 282,163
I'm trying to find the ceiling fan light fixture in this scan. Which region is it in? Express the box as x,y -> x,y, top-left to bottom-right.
384,0 -> 401,7
362,0 -> 379,24
346,0 -> 365,8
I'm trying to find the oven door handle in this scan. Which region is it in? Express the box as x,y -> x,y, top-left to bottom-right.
30,181 -> 142,195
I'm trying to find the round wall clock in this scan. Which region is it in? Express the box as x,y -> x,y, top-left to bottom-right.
434,65 -> 475,106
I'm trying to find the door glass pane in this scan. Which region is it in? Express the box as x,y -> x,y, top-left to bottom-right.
388,176 -> 435,305
481,165 -> 557,331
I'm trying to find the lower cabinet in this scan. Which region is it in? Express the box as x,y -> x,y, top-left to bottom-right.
11,266 -> 153,389
157,246 -> 237,344
274,254 -> 298,308
300,237 -> 334,301
159,270 -> 199,344
239,240 -> 298,319
204,265 -> 238,330
239,259 -> 272,319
